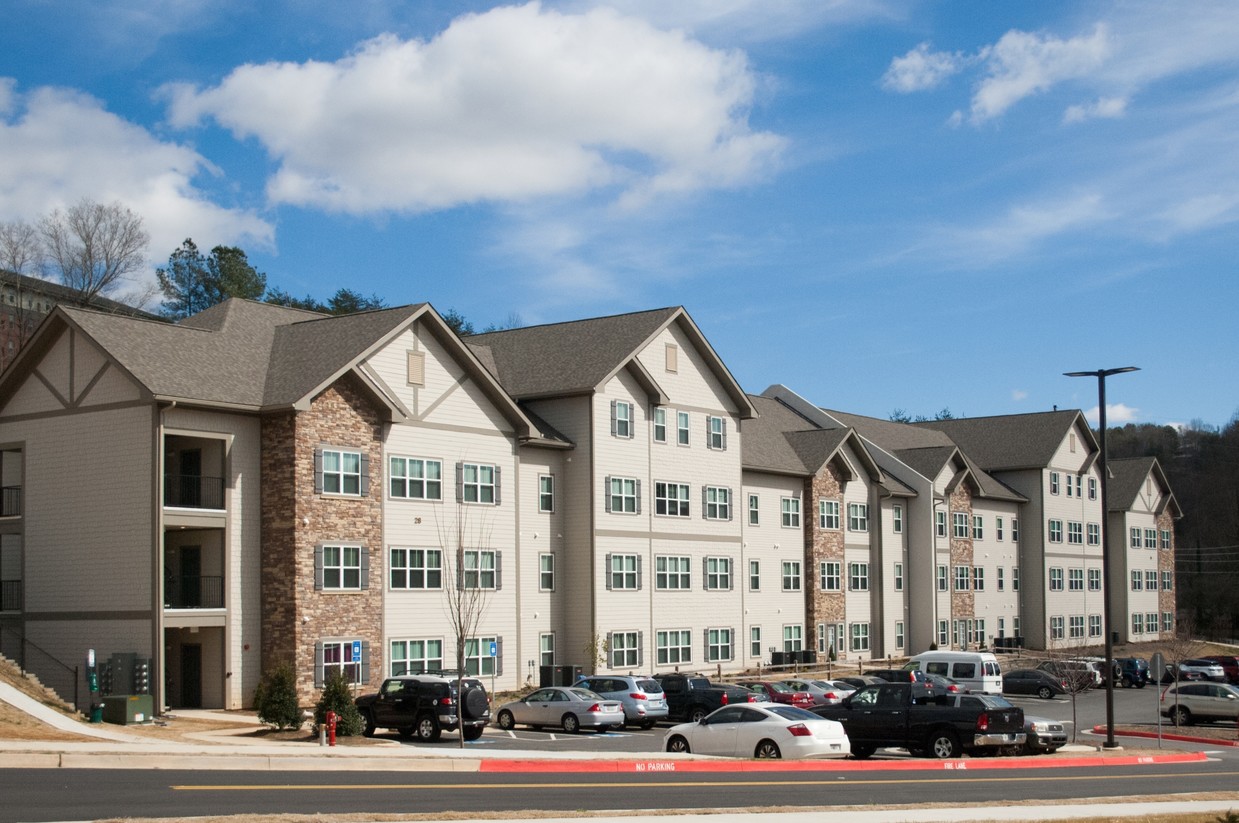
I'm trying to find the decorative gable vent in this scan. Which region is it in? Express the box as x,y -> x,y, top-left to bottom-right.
407,350 -> 425,386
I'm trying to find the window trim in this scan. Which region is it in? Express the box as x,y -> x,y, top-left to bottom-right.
388,455 -> 443,501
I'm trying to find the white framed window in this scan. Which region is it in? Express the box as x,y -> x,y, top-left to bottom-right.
1162,612 -> 1173,633
1068,568 -> 1083,591
781,497 -> 801,527
749,559 -> 760,591
318,639 -> 366,686
318,544 -> 363,591
707,415 -> 727,450
1131,613 -> 1144,634
850,623 -> 870,652
750,626 -> 762,658
464,635 -> 500,676
895,621 -> 905,649
610,631 -> 641,668
1087,523 -> 1100,545
390,639 -> 443,676
782,560 -> 802,591
656,629 -> 692,665
749,494 -> 760,525
1068,521 -> 1083,544
655,481 -> 690,517
389,548 -> 441,590
849,562 -> 869,591
1145,528 -> 1157,548
538,474 -> 554,513
1050,472 -> 1060,495
995,516 -> 1004,541
972,566 -> 984,591
653,408 -> 667,443
1049,567 -> 1063,591
1013,566 -> 1020,591
954,565 -> 970,591
656,555 -> 691,590
1160,530 -> 1172,549
820,499 -> 840,529
606,476 -> 640,514
540,633 -> 555,666
1088,477 -> 1097,500
1048,519 -> 1063,543
539,553 -> 555,591
972,516 -> 983,540
1050,616 -> 1064,640
462,549 -> 499,589
458,462 -> 498,504
1066,474 -> 1074,497
997,566 -> 1005,591
607,554 -> 640,590
1162,570 -> 1173,590
1088,568 -> 1101,591
893,562 -> 904,591
705,628 -> 734,662
848,502 -> 869,532
936,511 -> 947,537
389,456 -> 442,500
1130,527 -> 1141,548
612,400 -> 634,439
1089,614 -> 1102,637
782,625 -> 803,652
1075,476 -> 1083,497
820,561 -> 841,592
1146,611 -> 1158,634
1012,518 -> 1019,542
893,505 -> 903,533
1145,570 -> 1157,590
704,486 -> 732,520
937,620 -> 949,646
676,411 -> 690,446
953,512 -> 969,539
318,448 -> 364,496
937,564 -> 948,592
705,556 -> 733,591
1130,570 -> 1142,591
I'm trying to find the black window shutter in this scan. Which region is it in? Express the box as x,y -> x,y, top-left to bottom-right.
314,546 -> 324,590
702,486 -> 708,518
604,476 -> 612,513
455,462 -> 463,502
722,420 -> 728,450
637,632 -> 644,669
314,448 -> 324,494
314,641 -> 325,688
635,480 -> 642,514
727,487 -> 733,521
636,555 -> 643,590
495,551 -> 503,590
729,628 -> 735,661
496,637 -> 504,676
360,547 -> 370,590
494,466 -> 501,505
360,453 -> 370,495
610,400 -> 617,436
605,554 -> 613,590
703,628 -> 710,660
702,557 -> 709,590
361,640 -> 371,683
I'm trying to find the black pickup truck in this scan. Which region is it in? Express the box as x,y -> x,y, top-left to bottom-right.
654,673 -> 756,723
813,681 -> 1024,759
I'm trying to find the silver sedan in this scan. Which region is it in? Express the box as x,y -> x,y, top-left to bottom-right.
495,686 -> 625,733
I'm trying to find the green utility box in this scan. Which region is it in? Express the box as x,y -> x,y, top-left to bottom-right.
101,694 -> 153,725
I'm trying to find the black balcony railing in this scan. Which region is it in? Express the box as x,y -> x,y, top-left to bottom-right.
164,575 -> 224,609
0,579 -> 20,611
163,474 -> 225,509
0,486 -> 21,516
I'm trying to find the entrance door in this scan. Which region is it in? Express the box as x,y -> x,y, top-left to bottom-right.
179,448 -> 202,506
180,644 -> 202,708
179,546 -> 201,609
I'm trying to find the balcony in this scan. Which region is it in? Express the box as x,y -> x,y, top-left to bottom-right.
0,579 -> 20,611
163,474 -> 225,510
164,575 -> 224,610
0,486 -> 20,517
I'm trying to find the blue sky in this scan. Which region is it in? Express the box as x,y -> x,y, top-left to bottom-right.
2,1 -> 1236,429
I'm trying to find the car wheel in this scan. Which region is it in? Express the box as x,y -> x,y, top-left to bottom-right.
561,713 -> 580,734
416,713 -> 442,742
926,729 -> 961,759
754,739 -> 782,759
497,710 -> 516,731
1037,686 -> 1053,700
688,706 -> 708,723
462,725 -> 484,741
641,720 -> 657,730
1121,676 -> 1133,689
362,711 -> 377,738
666,735 -> 690,753
1172,706 -> 1192,726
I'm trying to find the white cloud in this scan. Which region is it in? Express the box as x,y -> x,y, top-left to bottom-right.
0,80 -> 274,286
944,192 -> 1109,263
1063,95 -> 1127,123
163,2 -> 786,215
968,25 -> 1111,123
1083,402 -> 1139,426
882,42 -> 964,92
1011,389 -> 1028,401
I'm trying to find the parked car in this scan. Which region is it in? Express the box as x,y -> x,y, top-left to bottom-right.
355,674 -> 491,742
1114,657 -> 1152,689
739,680 -> 816,709
1021,715 -> 1068,754
1003,668 -> 1067,700
906,650 -> 1003,694
495,686 -> 624,733
779,677 -> 851,706
1179,659 -> 1227,682
1159,664 -> 1204,684
664,703 -> 851,760
1036,660 -> 1098,690
738,683 -> 774,702
1201,655 -> 1239,685
573,675 -> 669,729
1160,682 -> 1239,726
654,673 -> 757,723
836,675 -> 887,691
923,673 -> 968,694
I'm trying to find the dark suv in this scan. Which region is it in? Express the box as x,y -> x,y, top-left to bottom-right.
1115,657 -> 1152,688
355,674 -> 490,742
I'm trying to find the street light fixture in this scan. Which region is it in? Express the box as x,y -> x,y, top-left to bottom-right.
1064,366 -> 1140,749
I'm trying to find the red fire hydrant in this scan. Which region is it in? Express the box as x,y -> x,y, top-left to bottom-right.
326,710 -> 337,747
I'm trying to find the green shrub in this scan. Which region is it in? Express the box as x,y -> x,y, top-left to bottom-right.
313,669 -> 364,736
254,662 -> 303,730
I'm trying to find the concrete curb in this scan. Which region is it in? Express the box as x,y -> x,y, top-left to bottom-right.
1094,724 -> 1239,747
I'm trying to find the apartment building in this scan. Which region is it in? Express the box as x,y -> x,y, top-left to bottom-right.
0,299 -> 1179,711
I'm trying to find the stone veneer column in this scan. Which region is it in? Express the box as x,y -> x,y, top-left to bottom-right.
948,484 -> 975,638
1156,509 -> 1176,639
261,372 -> 385,706
806,464 -> 847,657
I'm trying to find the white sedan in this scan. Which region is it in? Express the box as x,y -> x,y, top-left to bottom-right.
663,703 -> 851,759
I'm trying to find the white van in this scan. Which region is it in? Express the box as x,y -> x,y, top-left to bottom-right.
905,651 -> 1003,694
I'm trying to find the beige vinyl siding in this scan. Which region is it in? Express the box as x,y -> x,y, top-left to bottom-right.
4,329 -> 144,417
968,500 -> 1021,649
740,470 -> 806,663
516,452 -> 564,672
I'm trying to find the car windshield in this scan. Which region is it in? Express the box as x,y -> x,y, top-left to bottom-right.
766,705 -> 820,721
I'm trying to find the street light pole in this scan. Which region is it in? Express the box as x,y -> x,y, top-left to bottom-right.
1064,366 -> 1139,749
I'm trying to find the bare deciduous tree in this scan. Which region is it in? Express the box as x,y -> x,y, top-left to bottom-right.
0,220 -> 39,274
38,198 -> 149,303
436,502 -> 493,749
0,219 -> 44,369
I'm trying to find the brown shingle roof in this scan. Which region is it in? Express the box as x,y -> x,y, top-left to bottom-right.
915,410 -> 1093,471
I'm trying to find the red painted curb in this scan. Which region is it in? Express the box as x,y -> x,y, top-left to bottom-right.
1092,725 -> 1239,747
478,751 -> 1205,773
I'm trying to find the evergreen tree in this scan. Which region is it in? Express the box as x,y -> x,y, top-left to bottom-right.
313,669 -> 364,736
253,662 -> 303,730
